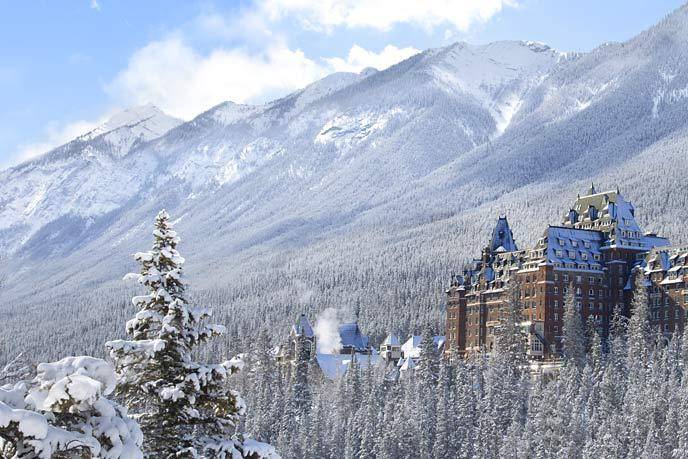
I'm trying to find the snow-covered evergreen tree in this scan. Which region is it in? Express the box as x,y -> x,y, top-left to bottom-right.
562,288 -> 586,368
627,271 -> 652,369
106,210 -> 278,459
0,356 -> 142,458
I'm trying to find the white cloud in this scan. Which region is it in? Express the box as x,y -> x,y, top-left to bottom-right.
106,37 -> 328,119
5,37 -> 418,169
261,0 -> 517,32
325,44 -> 419,73
90,0 -> 100,11
106,36 -> 417,120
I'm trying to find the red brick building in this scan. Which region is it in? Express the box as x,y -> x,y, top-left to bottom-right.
445,185 -> 677,359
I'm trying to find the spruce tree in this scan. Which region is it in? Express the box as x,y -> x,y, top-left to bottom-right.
627,271 -> 652,369
106,210 -> 277,458
562,288 -> 586,368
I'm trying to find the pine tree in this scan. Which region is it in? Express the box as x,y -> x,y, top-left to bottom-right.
106,210 -> 277,458
627,271 -> 652,369
417,326 -> 439,458
562,288 -> 586,368
246,328 -> 280,444
432,358 -> 451,459
358,365 -> 380,459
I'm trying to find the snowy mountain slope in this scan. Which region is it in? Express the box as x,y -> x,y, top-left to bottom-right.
0,41 -> 560,258
4,6 -> 688,361
0,105 -> 181,254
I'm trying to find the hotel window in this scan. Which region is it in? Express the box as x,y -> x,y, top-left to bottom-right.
582,253 -> 588,260
584,241 -> 591,248
572,240 -> 578,247
589,276 -> 595,283
563,274 -> 569,282
589,288 -> 595,296
569,251 -> 577,258
576,275 -> 582,283
554,300 -> 559,308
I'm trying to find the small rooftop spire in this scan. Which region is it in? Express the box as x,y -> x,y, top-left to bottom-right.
588,182 -> 596,195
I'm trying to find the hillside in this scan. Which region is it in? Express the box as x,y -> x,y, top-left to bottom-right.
2,6 -> 688,362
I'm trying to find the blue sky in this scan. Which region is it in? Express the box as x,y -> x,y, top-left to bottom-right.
0,0 -> 684,168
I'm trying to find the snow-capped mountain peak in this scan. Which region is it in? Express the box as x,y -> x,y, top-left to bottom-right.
78,104 -> 182,150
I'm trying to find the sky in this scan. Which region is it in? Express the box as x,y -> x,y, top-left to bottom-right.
0,0 -> 684,168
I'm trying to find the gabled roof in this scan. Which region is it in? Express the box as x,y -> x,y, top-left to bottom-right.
401,335 -> 446,358
339,323 -> 369,351
291,313 -> 315,338
540,226 -> 604,271
382,334 -> 400,346
564,188 -> 669,251
315,353 -> 380,380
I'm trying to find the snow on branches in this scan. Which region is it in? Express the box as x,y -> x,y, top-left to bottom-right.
0,356 -> 142,458
106,209 -> 278,458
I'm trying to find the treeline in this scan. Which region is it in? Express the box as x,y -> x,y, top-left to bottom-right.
235,280 -> 688,458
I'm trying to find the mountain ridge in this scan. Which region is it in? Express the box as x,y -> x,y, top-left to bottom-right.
3,6 -> 688,361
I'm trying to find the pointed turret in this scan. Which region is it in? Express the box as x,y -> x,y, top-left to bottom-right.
291,313 -> 315,338
489,215 -> 518,253
588,182 -> 597,195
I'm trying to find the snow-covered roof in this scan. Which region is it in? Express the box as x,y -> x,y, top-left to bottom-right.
538,226 -> 604,272
643,246 -> 688,279
399,356 -> 415,371
291,314 -> 315,338
315,353 -> 380,380
563,188 -> 668,251
381,334 -> 400,346
401,335 -> 446,359
490,216 -> 518,253
339,323 -> 369,351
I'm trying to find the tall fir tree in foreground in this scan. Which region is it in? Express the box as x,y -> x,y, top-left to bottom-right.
106,210 -> 278,459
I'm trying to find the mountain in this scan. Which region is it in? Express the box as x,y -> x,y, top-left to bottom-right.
0,104 -> 181,254
3,6 -> 688,362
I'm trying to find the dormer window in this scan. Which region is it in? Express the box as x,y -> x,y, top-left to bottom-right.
569,251 -> 576,258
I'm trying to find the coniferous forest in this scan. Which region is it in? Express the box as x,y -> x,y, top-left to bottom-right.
2,212 -> 687,458
6,4 -> 688,458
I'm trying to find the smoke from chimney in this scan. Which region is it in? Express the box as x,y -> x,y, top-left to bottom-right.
314,308 -> 342,354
